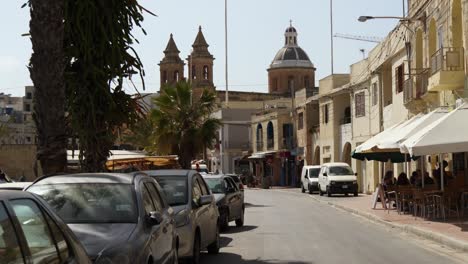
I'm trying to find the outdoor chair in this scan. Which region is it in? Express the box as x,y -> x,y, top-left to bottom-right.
412,189 -> 426,219
396,186 -> 413,214
385,185 -> 398,213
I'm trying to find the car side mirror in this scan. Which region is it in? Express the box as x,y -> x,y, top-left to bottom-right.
354,172 -> 358,176
199,195 -> 213,206
147,211 -> 163,226
323,173 -> 327,177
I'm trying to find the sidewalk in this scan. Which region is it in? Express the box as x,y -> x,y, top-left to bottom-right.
310,194 -> 468,252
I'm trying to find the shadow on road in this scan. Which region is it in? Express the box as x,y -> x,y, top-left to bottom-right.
245,202 -> 272,208
222,225 -> 258,234
201,252 -> 313,264
219,236 -> 233,247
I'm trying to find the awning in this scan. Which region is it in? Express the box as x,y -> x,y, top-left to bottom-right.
248,151 -> 277,159
352,108 -> 448,162
401,103 -> 468,156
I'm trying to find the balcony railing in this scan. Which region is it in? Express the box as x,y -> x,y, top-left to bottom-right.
431,47 -> 464,75
416,69 -> 429,96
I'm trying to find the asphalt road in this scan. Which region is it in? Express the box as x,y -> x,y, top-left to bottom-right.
200,188 -> 468,264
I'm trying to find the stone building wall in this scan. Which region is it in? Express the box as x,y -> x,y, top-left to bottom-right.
0,144 -> 39,181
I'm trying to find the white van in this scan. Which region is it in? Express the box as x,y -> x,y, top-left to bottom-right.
318,162 -> 358,197
300,165 -> 321,194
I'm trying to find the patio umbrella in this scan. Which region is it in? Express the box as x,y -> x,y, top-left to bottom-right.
400,103 -> 468,156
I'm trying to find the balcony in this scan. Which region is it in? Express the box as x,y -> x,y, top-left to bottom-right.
428,47 -> 465,92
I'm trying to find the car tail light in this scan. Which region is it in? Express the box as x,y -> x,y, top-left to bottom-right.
239,184 -> 244,190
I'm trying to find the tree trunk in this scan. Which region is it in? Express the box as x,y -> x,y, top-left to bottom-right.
29,0 -> 67,175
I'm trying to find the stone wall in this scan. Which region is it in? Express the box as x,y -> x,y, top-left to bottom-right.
0,144 -> 39,181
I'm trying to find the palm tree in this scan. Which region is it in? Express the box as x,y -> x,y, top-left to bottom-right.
151,81 -> 221,169
29,0 -> 67,174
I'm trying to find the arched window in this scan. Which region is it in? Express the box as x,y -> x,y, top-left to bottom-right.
174,71 -> 179,82
203,65 -> 209,80
192,65 -> 197,80
267,122 -> 274,149
162,71 -> 167,83
256,124 -> 263,150
304,76 -> 310,89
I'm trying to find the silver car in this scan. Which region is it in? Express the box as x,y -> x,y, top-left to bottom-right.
145,170 -> 220,264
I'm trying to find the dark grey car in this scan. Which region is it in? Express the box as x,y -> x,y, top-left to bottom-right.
144,170 -> 220,264
26,173 -> 178,264
0,190 -> 92,264
202,175 -> 244,231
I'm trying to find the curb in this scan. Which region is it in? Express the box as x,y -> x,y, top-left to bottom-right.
309,195 -> 468,253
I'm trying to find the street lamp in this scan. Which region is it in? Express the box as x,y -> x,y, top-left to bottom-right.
358,16 -> 409,22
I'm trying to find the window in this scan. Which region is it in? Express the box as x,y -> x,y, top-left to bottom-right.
25,104 -> 31,112
42,211 -> 70,261
144,183 -> 163,212
162,71 -> 167,84
288,77 -> 294,95
205,178 -> 226,194
372,83 -> 378,106
203,66 -> 209,80
10,199 -> 60,264
196,176 -> 209,195
154,176 -> 188,206
272,78 -> 278,92
323,104 -> 329,124
0,203 -> 23,263
28,183 -> 137,224
192,65 -> 196,80
298,112 -> 304,130
304,76 -> 310,89
192,179 -> 202,201
141,184 -> 156,215
26,92 -> 32,99
355,92 -> 365,117
395,64 -> 404,94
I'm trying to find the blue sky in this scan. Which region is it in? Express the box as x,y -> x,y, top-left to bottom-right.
1,0 -> 403,96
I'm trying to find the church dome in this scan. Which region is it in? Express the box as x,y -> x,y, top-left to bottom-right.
270,24 -> 314,69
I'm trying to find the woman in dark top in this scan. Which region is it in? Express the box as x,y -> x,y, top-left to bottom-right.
396,172 -> 410,186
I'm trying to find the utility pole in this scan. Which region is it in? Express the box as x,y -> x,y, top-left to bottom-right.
330,0 -> 334,74
225,0 -> 229,107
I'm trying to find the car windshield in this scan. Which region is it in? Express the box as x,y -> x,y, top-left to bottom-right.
28,183 -> 137,223
154,176 -> 188,206
308,168 -> 320,178
205,178 -> 226,194
328,166 -> 354,176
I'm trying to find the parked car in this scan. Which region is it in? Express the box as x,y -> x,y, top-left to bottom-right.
26,173 -> 178,264
318,162 -> 358,197
300,165 -> 321,194
202,174 -> 244,230
0,182 -> 32,190
0,190 -> 92,264
144,170 -> 220,264
226,174 -> 244,192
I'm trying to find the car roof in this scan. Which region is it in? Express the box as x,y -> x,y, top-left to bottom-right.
0,182 -> 32,190
202,174 -> 225,179
322,162 -> 351,167
143,170 -> 194,177
0,190 -> 37,200
31,173 -> 141,185
303,165 -> 321,169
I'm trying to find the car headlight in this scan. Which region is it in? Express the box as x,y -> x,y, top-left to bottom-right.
175,209 -> 190,227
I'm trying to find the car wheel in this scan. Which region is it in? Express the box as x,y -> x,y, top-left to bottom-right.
308,184 -> 313,194
220,212 -> 229,231
327,186 -> 332,197
207,224 -> 220,254
345,193 -> 349,197
354,192 -> 358,197
301,183 -> 305,193
189,233 -> 201,264
235,208 -> 244,227
319,186 -> 323,196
